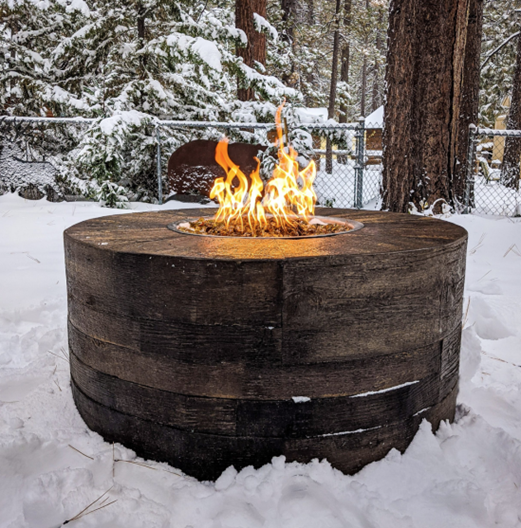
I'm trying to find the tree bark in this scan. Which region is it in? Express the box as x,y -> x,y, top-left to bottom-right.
382,0 -> 470,213
137,3 -> 147,76
371,11 -> 384,113
339,0 -> 352,124
326,0 -> 342,174
360,58 -> 367,117
236,0 -> 267,101
281,0 -> 297,42
452,0 -> 483,207
360,0 -> 369,117
501,33 -> 521,190
306,0 -> 314,25
253,0 -> 267,66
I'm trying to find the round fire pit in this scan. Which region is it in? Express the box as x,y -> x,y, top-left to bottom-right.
65,208 -> 467,481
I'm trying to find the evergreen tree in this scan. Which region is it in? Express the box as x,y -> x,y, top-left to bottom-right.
480,0 -> 521,127
1,0 -> 297,203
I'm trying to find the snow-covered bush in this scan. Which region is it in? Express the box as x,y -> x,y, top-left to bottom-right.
1,0 -> 300,203
75,111 -> 156,202
97,181 -> 129,209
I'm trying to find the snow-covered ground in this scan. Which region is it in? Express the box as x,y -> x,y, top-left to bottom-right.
314,160 -> 382,208
315,164 -> 521,216
1,192 -> 521,528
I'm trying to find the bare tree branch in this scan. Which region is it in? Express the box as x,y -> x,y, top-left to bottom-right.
481,31 -> 520,68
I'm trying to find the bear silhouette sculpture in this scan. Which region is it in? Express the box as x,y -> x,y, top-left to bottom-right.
167,139 -> 267,198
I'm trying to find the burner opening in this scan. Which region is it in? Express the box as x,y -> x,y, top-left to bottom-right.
168,215 -> 364,239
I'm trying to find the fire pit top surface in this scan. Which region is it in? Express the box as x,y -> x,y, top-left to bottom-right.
66,208 -> 467,261
167,215 -> 363,239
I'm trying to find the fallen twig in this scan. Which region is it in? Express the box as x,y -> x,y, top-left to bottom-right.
60,346 -> 69,360
62,486 -> 115,525
48,350 -> 68,363
115,458 -> 182,477
469,233 -> 486,255
68,444 -> 94,460
477,270 -> 491,282
462,298 -> 471,328
503,243 -> 521,258
482,350 -> 521,368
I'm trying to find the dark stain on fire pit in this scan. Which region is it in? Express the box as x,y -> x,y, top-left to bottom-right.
64,208 -> 467,481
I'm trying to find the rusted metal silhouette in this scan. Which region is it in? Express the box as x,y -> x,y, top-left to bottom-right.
167,139 -> 266,197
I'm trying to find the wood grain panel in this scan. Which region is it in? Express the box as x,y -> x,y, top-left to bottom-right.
70,350 -> 451,437
72,380 -> 458,481
68,319 -> 449,399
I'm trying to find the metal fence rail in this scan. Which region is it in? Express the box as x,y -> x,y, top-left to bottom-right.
467,125 -> 521,216
0,115 -> 383,209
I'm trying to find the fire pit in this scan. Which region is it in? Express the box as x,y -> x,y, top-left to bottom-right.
65,207 -> 467,481
65,103 -> 467,479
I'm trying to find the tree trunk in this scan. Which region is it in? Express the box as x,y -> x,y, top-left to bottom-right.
281,0 -> 297,42
236,0 -> 267,101
253,0 -> 267,66
306,0 -> 314,25
326,0 -> 342,174
339,0 -> 352,124
372,11 -> 384,113
382,0 -> 470,213
371,66 -> 379,113
501,33 -> 521,190
137,4 -> 147,76
304,0 -> 315,105
453,0 -> 484,207
360,0 -> 369,117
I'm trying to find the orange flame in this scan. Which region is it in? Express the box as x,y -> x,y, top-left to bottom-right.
209,102 -> 317,235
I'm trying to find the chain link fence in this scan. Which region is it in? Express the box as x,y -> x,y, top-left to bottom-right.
0,117 -> 93,200
466,126 -> 521,216
157,119 -> 382,209
0,115 -> 382,208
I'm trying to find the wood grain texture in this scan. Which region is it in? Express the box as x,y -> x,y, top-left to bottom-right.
65,208 -> 467,480
68,320 -> 456,399
72,379 -> 458,481
70,349 -> 456,437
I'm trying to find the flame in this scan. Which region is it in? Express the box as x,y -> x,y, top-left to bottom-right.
209,102 -> 317,235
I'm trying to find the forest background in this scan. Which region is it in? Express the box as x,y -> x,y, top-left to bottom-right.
0,0 -> 520,206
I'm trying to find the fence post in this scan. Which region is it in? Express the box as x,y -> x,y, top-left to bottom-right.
464,124 -> 476,214
354,117 -> 365,209
156,124 -> 163,205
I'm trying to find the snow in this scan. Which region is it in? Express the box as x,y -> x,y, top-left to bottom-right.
0,142 -> 58,194
294,107 -> 328,124
98,111 -> 152,135
191,37 -> 222,72
1,193 -> 521,527
365,105 -> 383,128
166,34 -> 223,72
320,425 -> 382,437
56,0 -> 91,16
253,13 -> 278,42
292,396 -> 311,403
350,380 -> 420,399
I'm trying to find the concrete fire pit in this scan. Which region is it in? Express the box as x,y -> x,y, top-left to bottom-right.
65,208 -> 467,481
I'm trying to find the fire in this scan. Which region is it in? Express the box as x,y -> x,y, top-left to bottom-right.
209,103 -> 317,236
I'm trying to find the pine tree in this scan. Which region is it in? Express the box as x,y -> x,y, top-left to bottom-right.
501,30 -> 521,189
382,0 -> 471,213
1,0 -> 297,203
479,0 -> 521,127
